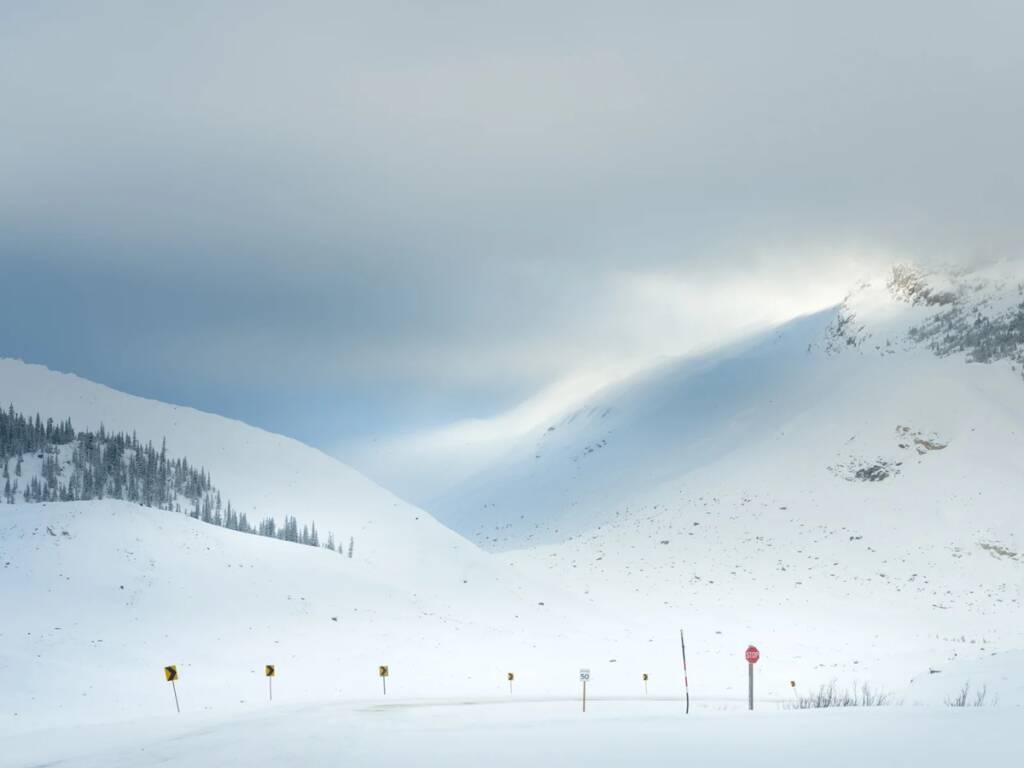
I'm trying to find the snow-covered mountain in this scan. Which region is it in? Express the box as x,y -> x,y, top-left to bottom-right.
420,263 -> 1023,699
429,263 -> 1024,553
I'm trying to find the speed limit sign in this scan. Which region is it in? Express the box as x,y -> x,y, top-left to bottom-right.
579,668 -> 590,713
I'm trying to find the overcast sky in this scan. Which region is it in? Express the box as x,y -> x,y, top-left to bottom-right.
1,2 -> 1022,465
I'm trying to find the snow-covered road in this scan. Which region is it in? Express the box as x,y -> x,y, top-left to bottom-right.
7,698 -> 1018,767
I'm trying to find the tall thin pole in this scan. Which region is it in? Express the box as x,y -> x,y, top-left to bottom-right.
582,679 -> 587,713
171,680 -> 180,714
748,662 -> 754,711
269,676 -> 273,702
680,629 -> 690,714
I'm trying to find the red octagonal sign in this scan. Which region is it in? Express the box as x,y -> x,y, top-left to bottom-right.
745,645 -> 760,664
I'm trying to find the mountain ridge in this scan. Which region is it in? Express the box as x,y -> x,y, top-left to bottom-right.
426,263 -> 1024,550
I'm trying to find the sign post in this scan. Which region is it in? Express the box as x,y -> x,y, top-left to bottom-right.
265,664 -> 275,702
579,668 -> 590,712
680,629 -> 690,714
507,672 -> 514,695
164,665 -> 180,714
642,673 -> 648,695
379,665 -> 389,695
745,645 -> 760,710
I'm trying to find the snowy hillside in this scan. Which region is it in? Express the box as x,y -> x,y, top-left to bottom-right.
0,357 -> 474,579
421,263 -> 1024,702
0,362 -> 644,730
0,499 -> 620,731
429,263 -> 1024,549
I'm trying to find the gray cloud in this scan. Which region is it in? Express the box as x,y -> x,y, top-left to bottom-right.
1,1 -> 1022,448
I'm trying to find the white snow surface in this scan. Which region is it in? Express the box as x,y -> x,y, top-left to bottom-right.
6,700 -> 1019,768
1,499 -> 625,733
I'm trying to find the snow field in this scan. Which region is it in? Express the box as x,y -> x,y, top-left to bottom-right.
6,698 -> 1019,768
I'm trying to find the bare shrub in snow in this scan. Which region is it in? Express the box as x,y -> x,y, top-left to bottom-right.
787,681 -> 896,709
945,683 -> 996,707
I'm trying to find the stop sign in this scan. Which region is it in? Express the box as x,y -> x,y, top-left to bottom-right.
745,645 -> 760,664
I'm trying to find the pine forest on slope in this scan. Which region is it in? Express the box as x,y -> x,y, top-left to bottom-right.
0,404 -> 351,554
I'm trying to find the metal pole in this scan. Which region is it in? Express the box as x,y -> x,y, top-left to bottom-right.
171,680 -> 180,714
383,677 -> 387,696
582,680 -> 587,713
748,662 -> 753,711
269,676 -> 273,702
680,629 -> 690,714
